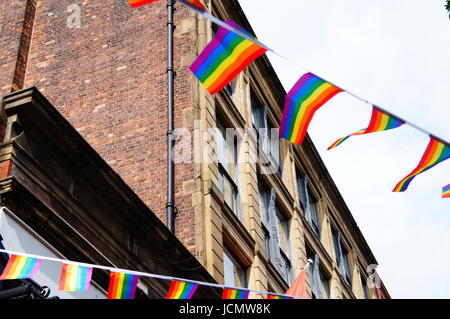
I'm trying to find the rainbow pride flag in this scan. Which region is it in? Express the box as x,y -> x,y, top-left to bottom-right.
0,255 -> 41,280
190,20 -> 267,95
393,138 -> 450,192
443,185 -> 450,198
107,272 -> 139,299
165,280 -> 198,299
267,294 -> 293,299
59,264 -> 93,292
128,0 -> 159,8
328,107 -> 405,150
280,73 -> 342,146
222,288 -> 249,299
178,0 -> 205,12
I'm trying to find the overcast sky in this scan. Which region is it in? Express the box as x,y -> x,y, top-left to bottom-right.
239,0 -> 450,298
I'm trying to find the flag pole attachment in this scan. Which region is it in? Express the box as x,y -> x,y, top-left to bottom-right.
166,0 -> 177,232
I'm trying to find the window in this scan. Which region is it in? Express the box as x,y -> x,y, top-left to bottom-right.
361,274 -> 369,299
223,250 -> 247,288
251,91 -> 281,177
223,80 -> 235,100
258,183 -> 292,285
258,181 -> 271,259
307,192 -> 320,239
217,120 -> 241,218
320,271 -> 331,299
306,249 -> 330,299
276,210 -> 290,254
296,171 -> 307,211
332,230 -> 352,289
276,209 -> 293,285
297,173 -> 320,239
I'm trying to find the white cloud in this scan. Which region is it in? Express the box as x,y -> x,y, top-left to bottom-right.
240,0 -> 450,298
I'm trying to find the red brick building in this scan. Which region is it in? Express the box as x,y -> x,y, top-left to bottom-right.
2,0 -> 198,250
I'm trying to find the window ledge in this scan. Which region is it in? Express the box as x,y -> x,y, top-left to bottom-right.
221,196 -> 255,267
216,91 -> 246,129
257,249 -> 290,292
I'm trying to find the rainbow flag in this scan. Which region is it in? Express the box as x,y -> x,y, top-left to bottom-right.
393,137 -> 450,192
222,288 -> 249,299
443,184 -> 450,198
178,0 -> 205,12
267,294 -> 293,299
328,107 -> 405,150
59,264 -> 93,292
280,73 -> 342,146
190,20 -> 267,95
107,272 -> 139,299
128,0 -> 159,8
0,255 -> 41,280
165,280 -> 198,299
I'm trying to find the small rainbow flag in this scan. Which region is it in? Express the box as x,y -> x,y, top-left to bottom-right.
328,107 -> 405,150
280,73 -> 342,147
165,280 -> 199,299
107,272 -> 139,299
0,255 -> 41,280
178,0 -> 205,12
128,0 -> 159,8
222,288 -> 249,299
393,137 -> 450,192
443,185 -> 450,198
190,20 -> 267,95
59,264 -> 93,292
267,294 -> 293,299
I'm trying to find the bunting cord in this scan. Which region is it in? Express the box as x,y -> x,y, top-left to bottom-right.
0,248 -> 305,299
181,0 -> 450,147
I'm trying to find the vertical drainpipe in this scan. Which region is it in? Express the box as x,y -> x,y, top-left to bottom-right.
166,0 -> 176,233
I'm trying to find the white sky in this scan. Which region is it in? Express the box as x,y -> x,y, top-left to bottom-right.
239,0 -> 450,298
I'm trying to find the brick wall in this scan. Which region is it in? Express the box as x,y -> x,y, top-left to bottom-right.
1,0 -> 198,252
0,0 -> 29,95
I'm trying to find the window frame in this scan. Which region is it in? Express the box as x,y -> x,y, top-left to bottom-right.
296,172 -> 321,239
257,181 -> 293,285
332,229 -> 353,289
223,249 -> 248,289
250,90 -> 282,177
216,120 -> 241,219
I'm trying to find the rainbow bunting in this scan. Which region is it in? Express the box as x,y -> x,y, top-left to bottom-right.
328,107 -> 405,150
178,0 -> 206,12
190,20 -> 267,95
280,73 -> 342,146
165,280 -> 199,299
59,264 -> 93,292
393,138 -> 450,192
127,0 -> 159,8
267,294 -> 292,299
107,272 -> 139,299
443,185 -> 450,199
222,288 -> 249,299
0,255 -> 41,280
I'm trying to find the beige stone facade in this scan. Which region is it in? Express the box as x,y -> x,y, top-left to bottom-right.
184,0 -> 389,299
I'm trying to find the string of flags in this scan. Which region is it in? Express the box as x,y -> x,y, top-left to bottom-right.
0,249 -> 305,300
327,106 -> 405,151
127,0 -> 449,198
443,185 -> 450,199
